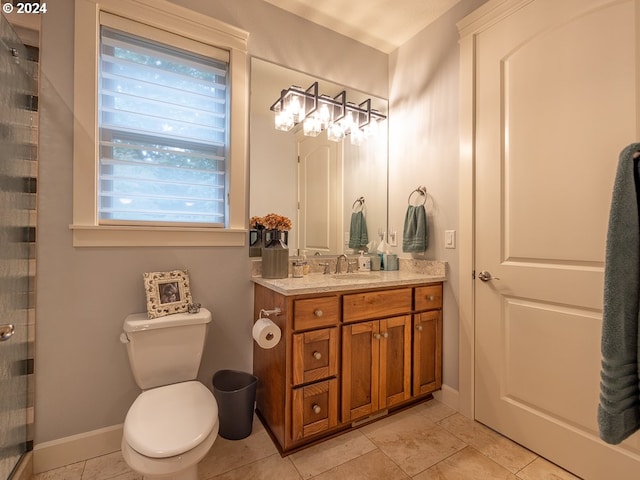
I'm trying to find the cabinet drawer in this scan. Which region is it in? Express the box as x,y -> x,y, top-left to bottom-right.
294,296 -> 339,330
414,284 -> 443,311
292,327 -> 338,386
292,378 -> 339,441
343,288 -> 412,322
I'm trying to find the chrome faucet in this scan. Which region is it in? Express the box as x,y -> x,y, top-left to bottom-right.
335,254 -> 348,274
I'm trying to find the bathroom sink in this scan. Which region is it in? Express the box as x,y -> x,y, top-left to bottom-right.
330,273 -> 381,280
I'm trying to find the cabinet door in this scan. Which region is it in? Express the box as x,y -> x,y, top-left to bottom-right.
413,310 -> 442,396
379,315 -> 412,408
342,321 -> 379,422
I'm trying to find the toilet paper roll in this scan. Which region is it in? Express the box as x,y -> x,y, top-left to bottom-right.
252,318 -> 281,349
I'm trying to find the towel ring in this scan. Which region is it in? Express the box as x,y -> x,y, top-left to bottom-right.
407,186 -> 427,206
352,197 -> 365,213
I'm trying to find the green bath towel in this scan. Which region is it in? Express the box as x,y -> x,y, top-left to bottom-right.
402,204 -> 428,252
348,211 -> 368,250
598,142 -> 640,445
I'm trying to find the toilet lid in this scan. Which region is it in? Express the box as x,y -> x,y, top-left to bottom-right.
124,381 -> 218,458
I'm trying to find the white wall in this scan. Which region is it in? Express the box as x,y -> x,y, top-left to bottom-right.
388,0 -> 488,392
36,0 -> 387,446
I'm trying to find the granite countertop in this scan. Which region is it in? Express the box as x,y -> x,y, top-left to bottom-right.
251,260 -> 447,295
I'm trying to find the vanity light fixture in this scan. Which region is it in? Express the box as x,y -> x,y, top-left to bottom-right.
270,82 -> 386,144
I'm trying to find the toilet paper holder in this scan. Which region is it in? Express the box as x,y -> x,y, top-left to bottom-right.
259,308 -> 281,319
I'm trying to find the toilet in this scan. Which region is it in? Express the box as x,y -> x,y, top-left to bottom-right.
120,308 -> 218,480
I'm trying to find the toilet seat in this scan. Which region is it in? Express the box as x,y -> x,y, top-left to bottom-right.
124,381 -> 218,458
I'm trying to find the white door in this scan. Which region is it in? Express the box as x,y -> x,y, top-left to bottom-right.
472,0 -> 640,478
297,131 -> 343,255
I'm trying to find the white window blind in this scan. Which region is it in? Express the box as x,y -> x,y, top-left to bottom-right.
98,26 -> 229,226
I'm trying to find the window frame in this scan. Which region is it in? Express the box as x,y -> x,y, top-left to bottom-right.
72,0 -> 249,247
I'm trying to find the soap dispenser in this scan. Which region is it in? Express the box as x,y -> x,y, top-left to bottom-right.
358,251 -> 371,272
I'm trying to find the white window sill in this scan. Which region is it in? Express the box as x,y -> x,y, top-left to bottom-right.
70,224 -> 246,247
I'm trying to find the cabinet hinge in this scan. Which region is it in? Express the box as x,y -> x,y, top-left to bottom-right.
472,270 -> 476,279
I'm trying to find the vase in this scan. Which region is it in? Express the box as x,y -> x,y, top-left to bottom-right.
265,229 -> 288,246
249,228 -> 265,257
261,230 -> 289,279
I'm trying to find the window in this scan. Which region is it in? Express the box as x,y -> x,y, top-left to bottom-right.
73,0 -> 248,246
99,27 -> 229,226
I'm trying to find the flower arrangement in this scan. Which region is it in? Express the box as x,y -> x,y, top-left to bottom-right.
250,213 -> 292,231
249,216 -> 265,230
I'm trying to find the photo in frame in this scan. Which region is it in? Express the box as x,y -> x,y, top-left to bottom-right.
143,269 -> 193,319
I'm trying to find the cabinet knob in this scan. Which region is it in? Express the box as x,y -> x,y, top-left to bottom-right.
427,295 -> 435,301
382,332 -> 389,338
312,404 -> 321,414
313,351 -> 322,360
416,325 -> 423,331
374,333 -> 381,340
314,309 -> 323,317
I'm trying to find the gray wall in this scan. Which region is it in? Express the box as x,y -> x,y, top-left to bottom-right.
388,0 -> 488,391
36,0 -> 387,444
36,0 -> 489,446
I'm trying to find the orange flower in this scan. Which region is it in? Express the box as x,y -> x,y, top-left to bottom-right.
249,216 -> 265,229
262,213 -> 292,231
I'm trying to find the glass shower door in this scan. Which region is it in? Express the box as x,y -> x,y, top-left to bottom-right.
0,13 -> 37,480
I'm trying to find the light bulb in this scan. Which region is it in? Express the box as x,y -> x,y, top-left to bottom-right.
350,128 -> 365,145
327,122 -> 345,142
303,116 -> 322,137
275,111 -> 294,131
318,102 -> 331,127
342,110 -> 355,133
287,94 -> 305,123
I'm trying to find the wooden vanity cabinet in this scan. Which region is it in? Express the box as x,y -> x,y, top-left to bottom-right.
341,288 -> 413,423
253,281 -> 443,454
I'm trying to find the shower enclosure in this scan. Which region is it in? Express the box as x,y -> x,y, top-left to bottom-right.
0,12 -> 37,480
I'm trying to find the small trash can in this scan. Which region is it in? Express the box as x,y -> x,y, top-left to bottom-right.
212,369 -> 258,440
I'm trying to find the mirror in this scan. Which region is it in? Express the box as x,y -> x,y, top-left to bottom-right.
249,58 -> 389,256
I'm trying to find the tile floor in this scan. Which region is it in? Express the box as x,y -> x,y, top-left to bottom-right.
32,399 -> 582,480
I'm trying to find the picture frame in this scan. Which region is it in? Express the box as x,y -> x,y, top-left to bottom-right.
143,269 -> 192,319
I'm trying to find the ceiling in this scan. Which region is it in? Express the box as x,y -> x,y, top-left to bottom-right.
262,0 -> 461,53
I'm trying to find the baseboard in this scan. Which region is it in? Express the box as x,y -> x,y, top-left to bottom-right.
30,388 -> 459,474
433,384 -> 460,412
33,425 -> 123,474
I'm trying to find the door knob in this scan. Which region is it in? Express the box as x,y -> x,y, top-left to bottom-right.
0,324 -> 15,341
478,271 -> 500,281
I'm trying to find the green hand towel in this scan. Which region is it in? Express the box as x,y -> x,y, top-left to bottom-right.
348,211 -> 368,249
402,205 -> 428,253
598,142 -> 640,445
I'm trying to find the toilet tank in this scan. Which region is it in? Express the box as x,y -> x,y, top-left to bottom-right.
122,308 -> 212,390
